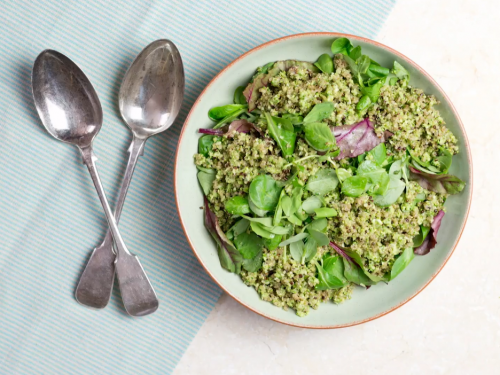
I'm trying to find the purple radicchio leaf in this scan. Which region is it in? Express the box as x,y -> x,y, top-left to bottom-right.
409,166 -> 466,195
414,210 -> 445,255
243,60 -> 319,111
198,128 -> 224,136
203,197 -> 242,273
332,118 -> 388,160
198,119 -> 262,138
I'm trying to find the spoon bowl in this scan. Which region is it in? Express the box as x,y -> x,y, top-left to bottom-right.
32,50 -> 103,147
119,39 -> 184,139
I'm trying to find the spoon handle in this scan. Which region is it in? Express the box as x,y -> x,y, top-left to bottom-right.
75,136 -> 146,309
79,145 -> 159,317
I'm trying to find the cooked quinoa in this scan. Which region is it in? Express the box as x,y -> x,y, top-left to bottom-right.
194,40 -> 464,317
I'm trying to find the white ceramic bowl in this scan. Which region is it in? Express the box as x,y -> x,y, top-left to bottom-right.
175,33 -> 472,328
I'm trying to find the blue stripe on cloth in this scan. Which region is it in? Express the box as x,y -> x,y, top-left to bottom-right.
0,0 -> 395,373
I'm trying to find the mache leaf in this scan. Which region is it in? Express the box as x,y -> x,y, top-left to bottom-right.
305,168 -> 339,195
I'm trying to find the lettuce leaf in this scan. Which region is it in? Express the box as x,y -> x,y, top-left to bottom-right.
204,197 -> 242,273
409,166 -> 465,195
332,118 -> 389,160
414,210 -> 445,255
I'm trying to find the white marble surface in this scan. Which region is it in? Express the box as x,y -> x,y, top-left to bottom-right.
175,1 -> 500,373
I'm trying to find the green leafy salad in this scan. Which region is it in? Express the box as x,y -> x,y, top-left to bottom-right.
194,38 -> 466,317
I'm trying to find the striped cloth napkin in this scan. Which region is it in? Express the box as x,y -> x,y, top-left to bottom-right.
0,0 -> 395,373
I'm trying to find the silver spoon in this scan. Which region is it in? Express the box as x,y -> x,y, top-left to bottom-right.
74,40 -> 185,309
32,49 -> 159,316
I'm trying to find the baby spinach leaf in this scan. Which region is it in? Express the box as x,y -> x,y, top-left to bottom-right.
372,175 -> 405,206
357,160 -> 390,196
305,168 -> 339,195
341,176 -> 368,197
286,214 -> 302,226
389,157 -> 410,185
304,122 -> 336,152
357,55 -> 371,75
281,195 -> 293,217
204,197 -> 242,274
233,86 -> 247,105
265,113 -> 297,157
234,232 -> 263,260
273,189 -> 285,226
307,217 -> 328,233
295,209 -> 308,221
368,143 -> 387,166
279,232 -> 309,247
318,150 -> 340,162
336,168 -> 352,183
249,221 -> 275,239
241,215 -> 273,226
409,167 -> 466,195
342,54 -> 358,77
225,195 -> 250,215
331,37 -> 353,55
301,196 -> 323,214
197,169 -> 216,195
411,160 -> 441,174
314,53 -> 334,74
208,104 -> 247,121
249,174 -> 283,211
303,236 -> 318,263
242,251 -> 263,272
414,210 -> 445,255
413,225 -> 431,248
249,196 -> 268,217
342,258 -> 375,287
198,135 -> 215,156
368,64 -> 390,77
213,108 -> 249,129
392,61 -> 410,80
360,81 -> 383,103
266,225 -> 291,235
328,241 -> 372,286
264,235 -> 282,250
349,46 -> 362,60
308,229 -> 330,247
282,113 -> 304,125
226,219 -> 250,241
390,247 -> 415,280
314,207 -> 337,218
356,95 -> 371,111
341,247 -> 384,283
436,148 -> 453,174
315,255 -> 348,290
290,241 -> 305,262
303,102 -> 335,124
333,118 -> 388,160
290,187 -> 303,215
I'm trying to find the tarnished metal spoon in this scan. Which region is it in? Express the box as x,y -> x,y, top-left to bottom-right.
32,50 -> 159,316
74,40 -> 185,309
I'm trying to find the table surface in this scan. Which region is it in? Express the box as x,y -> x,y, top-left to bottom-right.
175,0 -> 499,374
